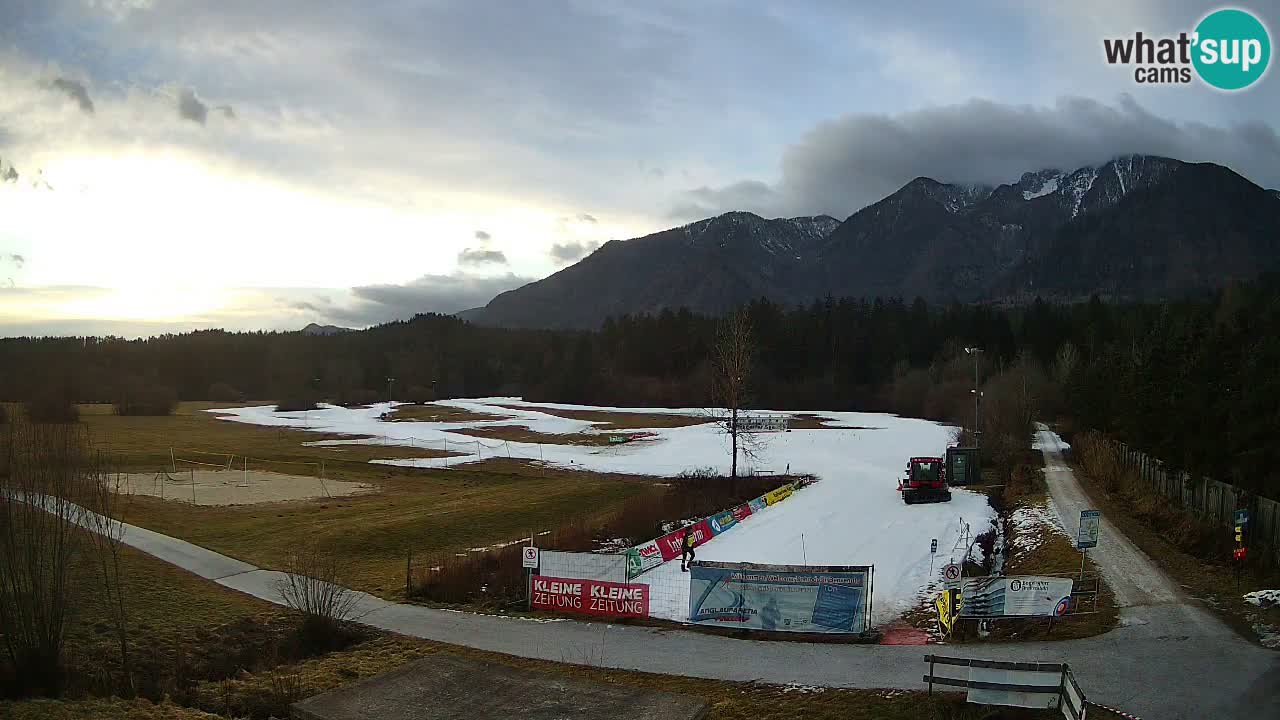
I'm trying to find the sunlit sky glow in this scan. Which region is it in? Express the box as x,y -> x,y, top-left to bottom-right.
1,1 -> 1277,337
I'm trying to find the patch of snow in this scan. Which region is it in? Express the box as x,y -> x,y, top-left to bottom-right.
1022,174 -> 1062,200
780,684 -> 826,694
1252,623 -> 1280,649
209,398 -> 996,624
1067,167 -> 1098,218
1011,501 -> 1070,558
1244,589 -> 1280,608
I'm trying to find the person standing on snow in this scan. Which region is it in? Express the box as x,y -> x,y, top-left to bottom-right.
680,525 -> 697,572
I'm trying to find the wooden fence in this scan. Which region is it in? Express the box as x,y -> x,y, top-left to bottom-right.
1116,441 -> 1280,566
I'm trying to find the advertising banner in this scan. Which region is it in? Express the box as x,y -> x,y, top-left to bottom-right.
531,576 -> 649,618
625,540 -> 663,578
655,518 -> 714,561
958,576 -> 1074,618
688,561 -> 871,633
748,496 -> 768,513
709,509 -> 737,534
763,483 -> 794,506
731,503 -> 753,523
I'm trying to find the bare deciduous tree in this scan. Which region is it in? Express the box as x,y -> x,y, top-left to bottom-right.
276,542 -> 359,640
709,309 -> 761,479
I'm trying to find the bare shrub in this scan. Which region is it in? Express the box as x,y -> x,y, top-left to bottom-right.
0,419 -> 92,697
276,543 -> 359,645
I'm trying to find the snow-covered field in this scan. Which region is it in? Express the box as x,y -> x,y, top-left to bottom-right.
209,399 -> 996,623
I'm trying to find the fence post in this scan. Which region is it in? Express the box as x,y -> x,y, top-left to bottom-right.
928,655 -> 935,696
405,549 -> 412,598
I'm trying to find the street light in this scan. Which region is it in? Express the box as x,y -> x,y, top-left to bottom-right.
964,347 -> 984,447
386,376 -> 395,405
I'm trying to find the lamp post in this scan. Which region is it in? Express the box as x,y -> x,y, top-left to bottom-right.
386,376 -> 395,406
964,347 -> 983,447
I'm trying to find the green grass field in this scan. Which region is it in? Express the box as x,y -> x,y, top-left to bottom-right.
84,402 -> 659,597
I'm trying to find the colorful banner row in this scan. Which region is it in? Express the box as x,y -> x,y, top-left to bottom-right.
625,479 -> 805,579
530,576 -> 649,618
688,561 -> 872,634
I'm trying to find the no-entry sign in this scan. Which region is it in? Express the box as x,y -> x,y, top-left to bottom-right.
522,546 -> 539,569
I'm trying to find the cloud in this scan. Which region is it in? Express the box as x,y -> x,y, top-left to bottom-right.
50,77 -> 94,113
456,247 -> 507,266
669,179 -> 785,220
683,96 -> 1280,218
473,230 -> 491,241
549,239 -> 600,264
177,88 -> 208,124
337,272 -> 530,323
6,254 -> 24,268
576,213 -> 597,223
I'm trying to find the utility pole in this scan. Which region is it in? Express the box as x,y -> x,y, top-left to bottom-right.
965,347 -> 983,447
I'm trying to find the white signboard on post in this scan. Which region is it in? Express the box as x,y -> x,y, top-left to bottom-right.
1077,510 -> 1101,550
735,415 -> 789,433
958,576 -> 1074,618
522,546 -> 540,569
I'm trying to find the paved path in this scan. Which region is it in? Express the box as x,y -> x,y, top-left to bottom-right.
56,443 -> 1280,719
1036,424 -> 1179,608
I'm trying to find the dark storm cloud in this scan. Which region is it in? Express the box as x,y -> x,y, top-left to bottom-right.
334,272 -> 529,323
549,239 -> 600,264
177,88 -> 208,124
474,230 -> 491,240
50,77 -> 94,113
682,96 -> 1280,219
456,247 -> 507,266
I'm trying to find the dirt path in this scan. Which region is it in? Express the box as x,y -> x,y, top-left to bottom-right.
1035,423 -> 1179,608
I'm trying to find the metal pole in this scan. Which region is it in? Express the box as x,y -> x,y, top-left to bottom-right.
972,351 -> 980,447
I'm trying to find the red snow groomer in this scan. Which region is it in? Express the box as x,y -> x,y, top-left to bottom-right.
898,456 -> 952,504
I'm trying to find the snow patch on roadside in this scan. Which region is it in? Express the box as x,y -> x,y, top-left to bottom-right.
1244,589 -> 1280,608
1011,500 -> 1070,557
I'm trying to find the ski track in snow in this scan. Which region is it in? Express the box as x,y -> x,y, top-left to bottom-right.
208,399 -> 996,624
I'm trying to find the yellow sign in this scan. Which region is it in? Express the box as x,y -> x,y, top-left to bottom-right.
763,484 -> 794,506
936,589 -> 961,634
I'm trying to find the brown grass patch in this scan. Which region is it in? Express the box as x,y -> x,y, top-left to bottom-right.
385,404 -> 513,423
492,404 -> 709,430
449,424 -> 654,447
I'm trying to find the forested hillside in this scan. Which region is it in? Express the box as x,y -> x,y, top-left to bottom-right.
3,275 -> 1278,495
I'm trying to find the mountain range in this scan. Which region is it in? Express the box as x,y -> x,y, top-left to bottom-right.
463,155 -> 1280,329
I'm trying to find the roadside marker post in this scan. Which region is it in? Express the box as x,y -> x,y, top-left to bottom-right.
522,540 -> 540,611
930,538 -> 937,575
1233,509 -> 1249,591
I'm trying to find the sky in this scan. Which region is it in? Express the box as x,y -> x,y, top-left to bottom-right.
1,0 -> 1277,337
